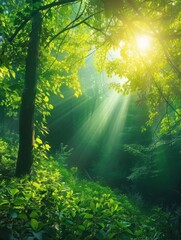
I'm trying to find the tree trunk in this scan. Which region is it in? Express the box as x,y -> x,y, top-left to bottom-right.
15,0 -> 42,177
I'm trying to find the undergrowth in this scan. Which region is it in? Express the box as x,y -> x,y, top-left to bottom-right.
0,137 -> 178,239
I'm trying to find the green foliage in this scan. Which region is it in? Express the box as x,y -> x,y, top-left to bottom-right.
0,136 -> 18,179
0,146 -> 175,240
1,0 -> 94,139
93,0 -> 181,137
34,136 -> 51,160
124,144 -> 159,182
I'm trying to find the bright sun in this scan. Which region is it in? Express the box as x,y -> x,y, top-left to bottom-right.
136,36 -> 150,51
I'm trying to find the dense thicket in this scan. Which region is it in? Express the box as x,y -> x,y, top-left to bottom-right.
0,137 -> 180,239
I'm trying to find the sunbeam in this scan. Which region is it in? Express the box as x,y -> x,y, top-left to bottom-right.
94,94 -> 131,177
70,90 -> 131,169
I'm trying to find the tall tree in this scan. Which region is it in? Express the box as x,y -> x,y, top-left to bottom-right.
1,0 -> 102,176
15,0 -> 42,176
15,0 -> 95,176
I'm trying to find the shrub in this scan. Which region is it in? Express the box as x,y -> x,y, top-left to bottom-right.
0,149 -> 175,239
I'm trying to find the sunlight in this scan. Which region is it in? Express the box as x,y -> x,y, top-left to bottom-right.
69,90 -> 122,162
72,91 -> 121,147
108,40 -> 125,59
92,94 -> 131,178
97,95 -> 130,155
70,88 -> 131,169
119,40 -> 125,49
136,35 -> 150,51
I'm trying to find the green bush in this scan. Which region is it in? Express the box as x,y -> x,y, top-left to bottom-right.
0,137 -> 18,179
0,143 -> 176,239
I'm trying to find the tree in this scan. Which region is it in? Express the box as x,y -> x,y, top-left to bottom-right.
1,0 -> 102,176
16,0 -> 42,176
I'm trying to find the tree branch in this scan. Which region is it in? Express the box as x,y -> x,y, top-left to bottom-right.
140,54 -> 181,118
47,11 -> 102,46
8,0 -> 79,43
83,21 -> 107,36
37,0 -> 78,12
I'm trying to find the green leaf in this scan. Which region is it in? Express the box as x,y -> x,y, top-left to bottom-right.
45,143 -> 51,151
135,229 -> 143,236
30,218 -> 39,231
97,229 -> 106,240
36,137 -> 43,144
0,199 -> 9,206
0,200 -> 10,210
117,221 -> 131,228
13,197 -> 25,206
84,220 -> 94,228
48,104 -> 53,110
44,96 -> 49,102
33,230 -> 44,240
66,219 -> 73,225
10,188 -> 19,197
32,182 -> 41,189
30,210 -> 39,218
90,201 -> 95,211
108,232 -> 117,238
124,228 -> 134,235
18,213 -> 28,220
10,70 -> 16,79
78,225 -> 85,231
84,213 -> 94,219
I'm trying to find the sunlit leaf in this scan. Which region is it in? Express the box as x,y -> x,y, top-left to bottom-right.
84,213 -> 94,219
44,96 -> 49,102
30,218 -> 39,231
30,210 -> 39,218
0,200 -> 9,206
10,188 -> 19,197
36,137 -> 43,145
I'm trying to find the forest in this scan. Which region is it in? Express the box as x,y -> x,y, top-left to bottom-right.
0,0 -> 181,239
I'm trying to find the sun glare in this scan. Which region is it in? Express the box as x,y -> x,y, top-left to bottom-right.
136,36 -> 150,51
